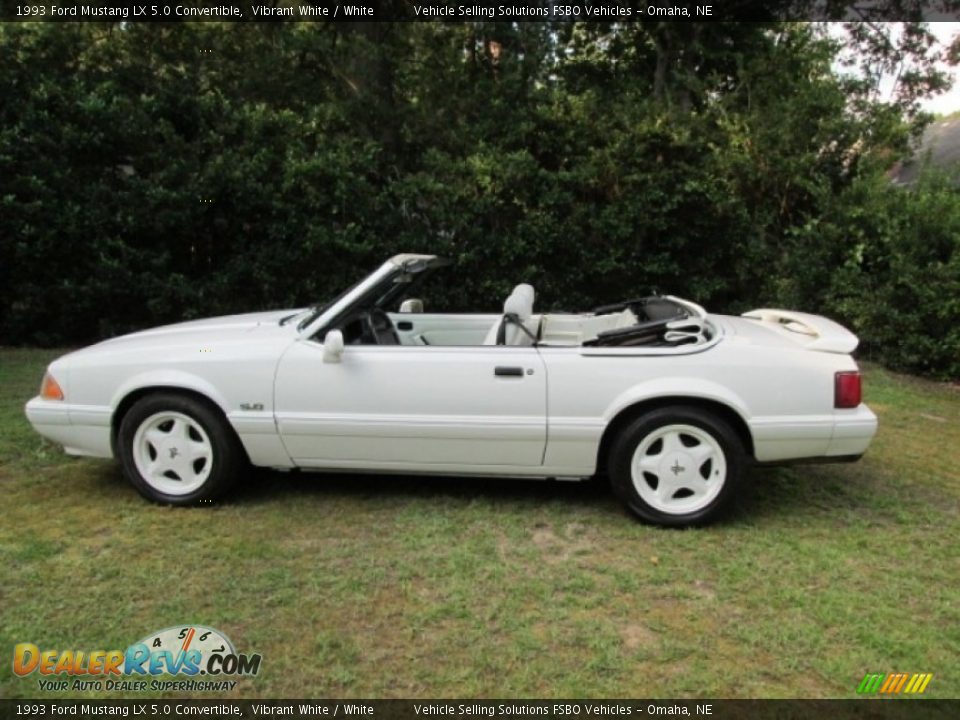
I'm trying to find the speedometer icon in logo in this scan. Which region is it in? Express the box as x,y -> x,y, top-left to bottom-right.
125,624 -> 264,677
138,625 -> 235,657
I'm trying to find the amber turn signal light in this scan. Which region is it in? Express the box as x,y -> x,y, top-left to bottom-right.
41,373 -> 64,401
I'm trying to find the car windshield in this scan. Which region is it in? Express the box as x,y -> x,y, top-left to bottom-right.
288,256 -> 445,334
293,281 -> 360,331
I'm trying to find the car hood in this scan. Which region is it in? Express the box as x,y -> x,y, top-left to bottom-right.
118,309 -> 302,337
60,309 -> 304,363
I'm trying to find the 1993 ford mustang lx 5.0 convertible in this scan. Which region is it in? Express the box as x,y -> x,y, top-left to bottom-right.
26,254 -> 877,526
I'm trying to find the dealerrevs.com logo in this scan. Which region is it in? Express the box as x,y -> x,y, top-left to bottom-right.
13,625 -> 261,692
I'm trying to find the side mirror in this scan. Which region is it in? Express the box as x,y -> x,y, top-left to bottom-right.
323,329 -> 345,363
399,298 -> 423,314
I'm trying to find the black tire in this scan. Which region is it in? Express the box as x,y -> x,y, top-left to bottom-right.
117,393 -> 245,505
609,406 -> 745,527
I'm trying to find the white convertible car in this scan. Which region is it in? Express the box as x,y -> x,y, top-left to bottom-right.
26,254 -> 877,526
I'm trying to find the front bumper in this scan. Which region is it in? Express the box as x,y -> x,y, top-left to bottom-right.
25,397 -> 113,458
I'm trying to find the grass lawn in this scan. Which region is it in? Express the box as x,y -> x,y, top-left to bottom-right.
1,347 -> 958,699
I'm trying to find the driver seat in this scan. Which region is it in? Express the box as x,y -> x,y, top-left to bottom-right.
483,284 -> 537,346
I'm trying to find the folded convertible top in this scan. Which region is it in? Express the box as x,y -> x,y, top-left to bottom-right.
584,296 -> 708,348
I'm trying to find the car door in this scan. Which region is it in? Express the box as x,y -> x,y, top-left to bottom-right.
273,340 -> 547,470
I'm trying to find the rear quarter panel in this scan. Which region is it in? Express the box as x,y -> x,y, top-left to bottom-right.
539,332 -> 859,471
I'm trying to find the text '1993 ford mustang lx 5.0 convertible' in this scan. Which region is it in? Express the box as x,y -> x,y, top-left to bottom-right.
26,254 -> 877,526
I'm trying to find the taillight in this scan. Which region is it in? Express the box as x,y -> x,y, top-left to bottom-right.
40,373 -> 64,401
835,371 -> 861,408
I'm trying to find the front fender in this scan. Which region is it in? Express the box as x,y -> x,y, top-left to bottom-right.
109,370 -> 232,415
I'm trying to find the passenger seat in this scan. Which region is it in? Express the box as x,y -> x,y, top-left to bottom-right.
483,284 -> 537,346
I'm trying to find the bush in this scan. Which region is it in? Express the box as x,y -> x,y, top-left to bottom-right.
823,170 -> 960,380
1,22 -> 957,379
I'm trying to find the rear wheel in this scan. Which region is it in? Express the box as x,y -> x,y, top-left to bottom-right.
609,406 -> 745,527
118,393 -> 243,505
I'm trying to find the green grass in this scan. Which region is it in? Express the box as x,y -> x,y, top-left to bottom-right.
1,348 -> 958,699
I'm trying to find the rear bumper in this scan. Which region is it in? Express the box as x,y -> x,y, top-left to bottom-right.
25,397 -> 113,458
827,404 -> 878,457
750,404 -> 878,463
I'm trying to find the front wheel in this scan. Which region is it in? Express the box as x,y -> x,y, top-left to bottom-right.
609,406 -> 745,527
117,393 -> 244,505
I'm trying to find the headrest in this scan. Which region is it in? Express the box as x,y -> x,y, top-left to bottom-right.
512,284 -> 535,305
503,284 -> 535,321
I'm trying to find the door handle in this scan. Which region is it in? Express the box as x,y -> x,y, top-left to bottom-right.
397,321 -> 414,331
494,366 -> 524,377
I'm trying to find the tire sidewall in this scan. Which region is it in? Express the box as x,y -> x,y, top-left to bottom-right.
610,406 -> 745,527
118,394 -> 239,505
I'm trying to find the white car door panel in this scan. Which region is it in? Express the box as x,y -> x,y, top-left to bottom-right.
274,342 -> 547,468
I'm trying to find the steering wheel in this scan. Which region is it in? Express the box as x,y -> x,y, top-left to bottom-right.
363,308 -> 401,345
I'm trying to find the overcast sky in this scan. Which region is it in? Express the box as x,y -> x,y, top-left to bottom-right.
828,22 -> 959,115
916,23 -> 959,115
860,22 -> 960,115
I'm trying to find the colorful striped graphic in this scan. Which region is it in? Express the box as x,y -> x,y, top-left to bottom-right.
857,672 -> 933,695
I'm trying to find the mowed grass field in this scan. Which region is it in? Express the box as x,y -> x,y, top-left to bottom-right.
1,347 -> 958,700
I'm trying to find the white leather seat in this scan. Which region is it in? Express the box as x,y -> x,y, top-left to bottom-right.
483,284 -> 536,346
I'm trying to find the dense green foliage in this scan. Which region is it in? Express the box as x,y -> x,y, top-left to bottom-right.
823,171 -> 960,377
1,22 -> 958,377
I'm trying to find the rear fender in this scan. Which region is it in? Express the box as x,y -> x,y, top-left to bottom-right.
603,378 -> 751,425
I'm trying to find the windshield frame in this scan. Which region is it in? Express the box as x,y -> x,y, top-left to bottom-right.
296,254 -> 442,339
294,281 -> 362,331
